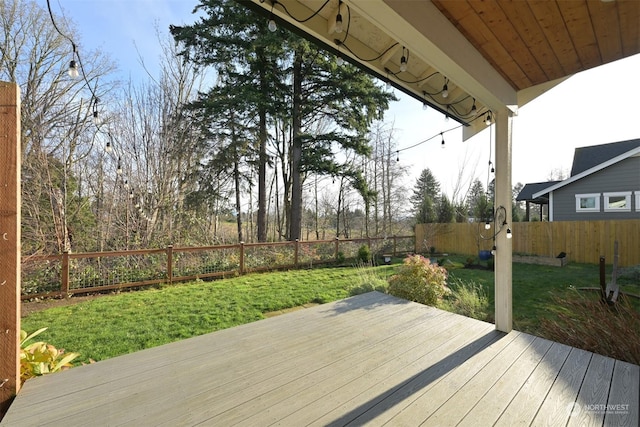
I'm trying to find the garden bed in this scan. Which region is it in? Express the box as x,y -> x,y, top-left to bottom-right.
512,254 -> 568,267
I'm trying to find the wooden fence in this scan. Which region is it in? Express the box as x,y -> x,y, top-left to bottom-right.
20,236 -> 414,299
415,220 -> 640,267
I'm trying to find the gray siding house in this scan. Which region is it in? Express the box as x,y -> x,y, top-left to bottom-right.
529,139 -> 640,221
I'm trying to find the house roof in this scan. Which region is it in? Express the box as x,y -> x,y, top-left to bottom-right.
571,138 -> 640,176
248,0 -> 640,139
516,181 -> 560,203
532,141 -> 640,199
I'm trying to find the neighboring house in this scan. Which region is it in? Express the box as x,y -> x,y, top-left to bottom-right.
519,139 -> 640,221
515,181 -> 560,221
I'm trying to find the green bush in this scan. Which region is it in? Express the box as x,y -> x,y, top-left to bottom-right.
20,328 -> 79,384
388,254 -> 449,306
335,251 -> 346,264
357,245 -> 371,263
440,278 -> 491,321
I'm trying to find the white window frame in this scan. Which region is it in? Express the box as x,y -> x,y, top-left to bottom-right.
603,191 -> 632,212
635,191 -> 640,211
575,193 -> 600,212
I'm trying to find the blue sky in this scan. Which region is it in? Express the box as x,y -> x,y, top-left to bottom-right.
48,0 -> 640,197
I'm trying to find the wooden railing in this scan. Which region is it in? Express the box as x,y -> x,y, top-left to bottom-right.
20,236 -> 414,299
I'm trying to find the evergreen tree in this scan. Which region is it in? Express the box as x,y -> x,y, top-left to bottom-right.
411,169 -> 441,223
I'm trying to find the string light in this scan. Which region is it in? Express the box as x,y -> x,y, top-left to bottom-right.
336,56 -> 344,66
116,157 -> 122,175
399,47 -> 407,72
485,111 -> 492,125
105,140 -> 112,153
92,98 -> 100,125
335,1 -> 343,33
441,78 -> 449,98
68,44 -> 79,78
440,132 -> 445,148
506,228 -> 513,239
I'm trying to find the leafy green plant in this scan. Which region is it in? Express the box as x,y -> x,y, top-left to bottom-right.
440,278 -> 491,322
388,254 -> 449,306
335,251 -> 346,264
357,245 -> 371,263
20,328 -> 80,384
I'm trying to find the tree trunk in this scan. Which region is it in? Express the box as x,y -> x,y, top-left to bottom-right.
289,49 -> 303,241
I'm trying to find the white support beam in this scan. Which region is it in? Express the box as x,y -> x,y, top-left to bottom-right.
493,108 -> 514,333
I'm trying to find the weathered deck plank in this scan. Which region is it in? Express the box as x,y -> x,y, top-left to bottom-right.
2,291 -> 638,427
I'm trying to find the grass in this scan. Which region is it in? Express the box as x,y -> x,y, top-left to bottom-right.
21,257 -> 639,365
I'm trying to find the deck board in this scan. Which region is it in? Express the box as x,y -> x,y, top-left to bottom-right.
3,291 -> 638,426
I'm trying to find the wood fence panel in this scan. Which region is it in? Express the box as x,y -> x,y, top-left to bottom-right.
416,220 -> 640,267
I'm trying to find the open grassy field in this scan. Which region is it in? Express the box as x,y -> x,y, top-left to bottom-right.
21,256 -> 639,365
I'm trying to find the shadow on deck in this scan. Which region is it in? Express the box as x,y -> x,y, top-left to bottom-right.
3,291 -> 638,426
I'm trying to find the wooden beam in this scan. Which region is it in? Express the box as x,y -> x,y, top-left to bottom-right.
494,108 -> 513,333
0,82 -> 21,418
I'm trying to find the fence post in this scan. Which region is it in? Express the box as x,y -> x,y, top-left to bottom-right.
239,242 -> 245,275
166,245 -> 173,285
61,251 -> 70,297
294,239 -> 299,268
0,81 -> 21,416
334,237 -> 339,260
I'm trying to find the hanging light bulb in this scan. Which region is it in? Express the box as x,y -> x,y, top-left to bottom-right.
68,43 -> 80,78
485,111 -> 492,126
399,47 -> 407,72
117,157 -> 123,175
485,221 -> 491,230
422,102 -> 428,111
124,179 -> 129,190
441,133 -> 445,148
491,245 -> 497,256
396,151 -> 399,162
336,56 -> 344,66
92,98 -> 100,125
68,60 -> 79,78
335,4 -> 343,34
471,98 -> 477,116
129,190 -> 134,199
105,140 -> 112,153
268,18 -> 277,32
506,228 -> 513,239
442,79 -> 449,98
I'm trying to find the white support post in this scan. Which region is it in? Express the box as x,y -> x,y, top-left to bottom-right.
494,108 -> 513,333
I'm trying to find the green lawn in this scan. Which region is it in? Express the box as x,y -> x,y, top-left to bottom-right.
21,258 -> 638,365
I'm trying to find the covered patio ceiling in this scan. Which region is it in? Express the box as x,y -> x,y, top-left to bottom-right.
248,0 -> 640,139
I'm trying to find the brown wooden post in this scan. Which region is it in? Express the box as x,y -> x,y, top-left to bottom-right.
61,251 -> 70,297
599,256 -> 606,302
166,245 -> 173,285
294,239 -> 299,267
0,82 -> 21,418
239,242 -> 245,275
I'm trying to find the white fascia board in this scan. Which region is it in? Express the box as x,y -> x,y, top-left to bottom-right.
532,146 -> 640,199
349,0 -> 517,112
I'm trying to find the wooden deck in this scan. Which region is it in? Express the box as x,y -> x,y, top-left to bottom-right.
3,292 -> 638,426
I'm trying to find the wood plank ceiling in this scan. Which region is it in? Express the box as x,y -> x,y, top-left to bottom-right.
430,0 -> 640,91
249,0 -> 640,130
